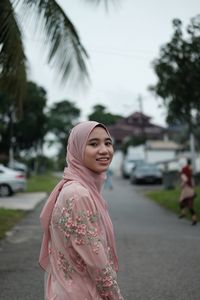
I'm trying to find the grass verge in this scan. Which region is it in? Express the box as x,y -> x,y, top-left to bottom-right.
146,186 -> 200,220
26,172 -> 60,193
0,209 -> 26,240
0,172 -> 60,240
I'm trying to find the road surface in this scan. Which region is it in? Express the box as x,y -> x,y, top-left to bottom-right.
0,176 -> 199,299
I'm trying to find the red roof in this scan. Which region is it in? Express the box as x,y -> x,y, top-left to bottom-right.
108,112 -> 165,142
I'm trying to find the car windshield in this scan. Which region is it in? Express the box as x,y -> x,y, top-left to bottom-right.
128,160 -> 143,164
138,164 -> 158,171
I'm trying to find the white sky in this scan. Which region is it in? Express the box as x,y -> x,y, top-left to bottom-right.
23,0 -> 200,127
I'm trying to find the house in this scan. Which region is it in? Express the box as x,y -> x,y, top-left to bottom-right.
108,112 -> 166,148
127,140 -> 184,171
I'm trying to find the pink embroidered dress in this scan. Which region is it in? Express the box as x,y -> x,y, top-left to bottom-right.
39,121 -> 124,300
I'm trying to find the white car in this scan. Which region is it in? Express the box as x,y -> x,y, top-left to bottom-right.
130,163 -> 163,184
8,160 -> 28,175
0,164 -> 27,197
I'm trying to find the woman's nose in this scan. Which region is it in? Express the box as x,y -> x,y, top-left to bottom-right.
98,144 -> 108,153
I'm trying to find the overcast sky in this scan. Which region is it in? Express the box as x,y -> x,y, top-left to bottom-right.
23,0 -> 200,126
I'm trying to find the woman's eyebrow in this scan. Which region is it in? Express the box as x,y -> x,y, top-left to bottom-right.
88,138 -> 99,142
88,137 -> 112,142
105,137 -> 112,142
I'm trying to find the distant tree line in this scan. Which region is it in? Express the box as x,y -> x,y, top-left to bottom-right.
0,81 -> 122,171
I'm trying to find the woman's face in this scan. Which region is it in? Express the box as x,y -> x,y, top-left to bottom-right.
83,126 -> 114,173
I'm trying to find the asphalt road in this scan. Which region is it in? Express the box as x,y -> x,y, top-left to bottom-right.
0,177 -> 200,300
0,200 -> 44,300
104,177 -> 200,300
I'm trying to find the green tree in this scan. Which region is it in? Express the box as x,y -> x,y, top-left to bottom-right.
0,82 -> 47,157
47,100 -> 80,159
150,15 -> 200,131
15,81 -> 47,153
0,0 -> 115,115
88,104 -> 122,125
0,90 -> 13,156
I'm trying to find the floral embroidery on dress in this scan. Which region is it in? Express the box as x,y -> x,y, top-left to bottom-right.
73,251 -> 87,272
68,246 -> 87,272
96,264 -> 123,299
107,246 -> 115,268
57,197 -> 101,254
57,251 -> 74,280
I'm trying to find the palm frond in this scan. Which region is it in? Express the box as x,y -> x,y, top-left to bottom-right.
0,0 -> 27,117
22,0 -> 90,84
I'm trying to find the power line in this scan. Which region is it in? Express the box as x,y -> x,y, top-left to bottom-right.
24,36 -> 157,61
89,48 -> 155,61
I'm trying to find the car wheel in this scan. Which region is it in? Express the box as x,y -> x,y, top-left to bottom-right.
0,184 -> 13,197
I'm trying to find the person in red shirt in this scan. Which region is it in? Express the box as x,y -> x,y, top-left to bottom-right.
179,159 -> 197,225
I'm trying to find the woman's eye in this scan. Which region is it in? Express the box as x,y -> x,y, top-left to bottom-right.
106,141 -> 113,146
90,142 -> 98,147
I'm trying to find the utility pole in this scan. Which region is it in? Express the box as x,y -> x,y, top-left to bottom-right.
138,95 -> 144,135
190,132 -> 196,174
9,106 -> 15,168
138,95 -> 147,161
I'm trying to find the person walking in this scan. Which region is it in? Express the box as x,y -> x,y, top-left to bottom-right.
104,168 -> 114,190
39,121 -> 124,300
179,158 -> 197,225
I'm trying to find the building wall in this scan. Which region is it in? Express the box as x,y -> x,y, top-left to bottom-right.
146,150 -> 177,163
127,145 -> 178,170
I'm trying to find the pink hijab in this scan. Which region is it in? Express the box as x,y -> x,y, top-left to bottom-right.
39,121 -> 118,271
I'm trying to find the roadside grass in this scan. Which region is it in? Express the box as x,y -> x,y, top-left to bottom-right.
0,172 -> 60,240
26,172 -> 60,193
146,185 -> 200,220
0,209 -> 26,239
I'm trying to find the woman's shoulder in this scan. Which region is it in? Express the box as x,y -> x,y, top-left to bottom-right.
58,181 -> 95,210
61,181 -> 90,198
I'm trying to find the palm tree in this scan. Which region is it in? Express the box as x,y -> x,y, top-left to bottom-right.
0,0 -> 114,115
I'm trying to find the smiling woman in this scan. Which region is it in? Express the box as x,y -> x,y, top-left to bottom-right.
84,125 -> 114,173
39,121 -> 124,300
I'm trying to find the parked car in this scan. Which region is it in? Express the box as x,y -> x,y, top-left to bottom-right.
121,158 -> 144,178
0,164 -> 27,197
130,163 -> 163,184
8,160 -> 29,176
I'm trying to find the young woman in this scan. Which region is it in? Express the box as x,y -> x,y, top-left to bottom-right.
179,159 -> 197,225
39,121 -> 124,300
